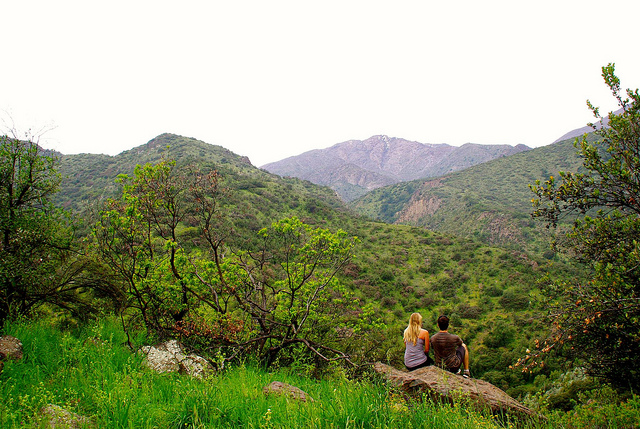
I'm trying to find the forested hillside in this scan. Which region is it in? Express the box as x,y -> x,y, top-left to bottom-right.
349,135 -> 594,255
56,133 -> 350,246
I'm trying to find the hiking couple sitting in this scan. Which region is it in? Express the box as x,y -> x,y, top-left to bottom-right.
403,313 -> 471,378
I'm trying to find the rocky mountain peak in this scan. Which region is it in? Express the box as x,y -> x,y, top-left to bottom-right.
262,135 -> 530,202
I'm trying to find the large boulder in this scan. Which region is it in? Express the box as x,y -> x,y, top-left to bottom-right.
0,335 -> 23,374
0,335 -> 23,361
140,340 -> 213,379
140,340 -> 183,374
178,354 -> 212,379
373,362 -> 536,419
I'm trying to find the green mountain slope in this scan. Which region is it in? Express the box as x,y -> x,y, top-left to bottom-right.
349,136 -> 593,254
56,133 -> 348,241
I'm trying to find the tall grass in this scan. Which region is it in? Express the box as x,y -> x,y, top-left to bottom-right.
1,317 -> 636,428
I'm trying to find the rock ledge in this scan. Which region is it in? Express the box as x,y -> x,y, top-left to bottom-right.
374,362 -> 536,419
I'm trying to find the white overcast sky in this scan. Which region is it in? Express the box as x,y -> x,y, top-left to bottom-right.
2,1 -> 640,166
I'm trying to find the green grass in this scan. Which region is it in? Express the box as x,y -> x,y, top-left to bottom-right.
2,317 -> 638,428
0,317 -> 509,428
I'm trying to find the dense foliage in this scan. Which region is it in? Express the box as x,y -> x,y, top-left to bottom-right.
93,158 -> 376,368
0,135 -> 103,326
529,63 -> 640,390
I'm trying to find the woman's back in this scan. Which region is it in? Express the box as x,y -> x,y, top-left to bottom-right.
404,329 -> 428,368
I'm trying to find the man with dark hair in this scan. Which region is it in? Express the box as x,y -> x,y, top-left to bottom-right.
430,315 -> 471,378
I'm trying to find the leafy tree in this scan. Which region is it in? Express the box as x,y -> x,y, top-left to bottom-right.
529,63 -> 640,390
230,217 -> 364,366
95,159 -> 374,368
0,135 -> 94,325
93,159 -> 233,336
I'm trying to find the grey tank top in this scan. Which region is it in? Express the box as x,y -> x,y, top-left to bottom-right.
404,337 -> 428,367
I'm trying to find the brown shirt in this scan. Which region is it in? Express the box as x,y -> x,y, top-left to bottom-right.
430,331 -> 463,370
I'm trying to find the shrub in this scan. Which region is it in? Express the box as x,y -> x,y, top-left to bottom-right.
552,390 -> 640,428
483,321 -> 515,348
456,303 -> 482,319
485,285 -> 503,297
420,294 -> 438,309
381,296 -> 397,308
380,270 -> 395,282
498,289 -> 530,310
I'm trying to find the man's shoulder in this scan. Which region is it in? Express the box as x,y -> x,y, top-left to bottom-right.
432,331 -> 454,337
431,331 -> 461,342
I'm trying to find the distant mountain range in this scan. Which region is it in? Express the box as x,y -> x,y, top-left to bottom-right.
347,134 -> 599,254
261,135 -> 530,201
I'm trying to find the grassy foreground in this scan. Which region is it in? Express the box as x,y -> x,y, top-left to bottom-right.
1,318 -> 638,428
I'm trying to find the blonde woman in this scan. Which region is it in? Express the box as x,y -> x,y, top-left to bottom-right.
403,312 -> 433,370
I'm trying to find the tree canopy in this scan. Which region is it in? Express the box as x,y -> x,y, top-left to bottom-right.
529,63 -> 640,390
94,158 -> 374,367
0,135 -> 96,325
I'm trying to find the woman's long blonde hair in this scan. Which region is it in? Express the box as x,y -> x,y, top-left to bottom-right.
403,312 -> 423,346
